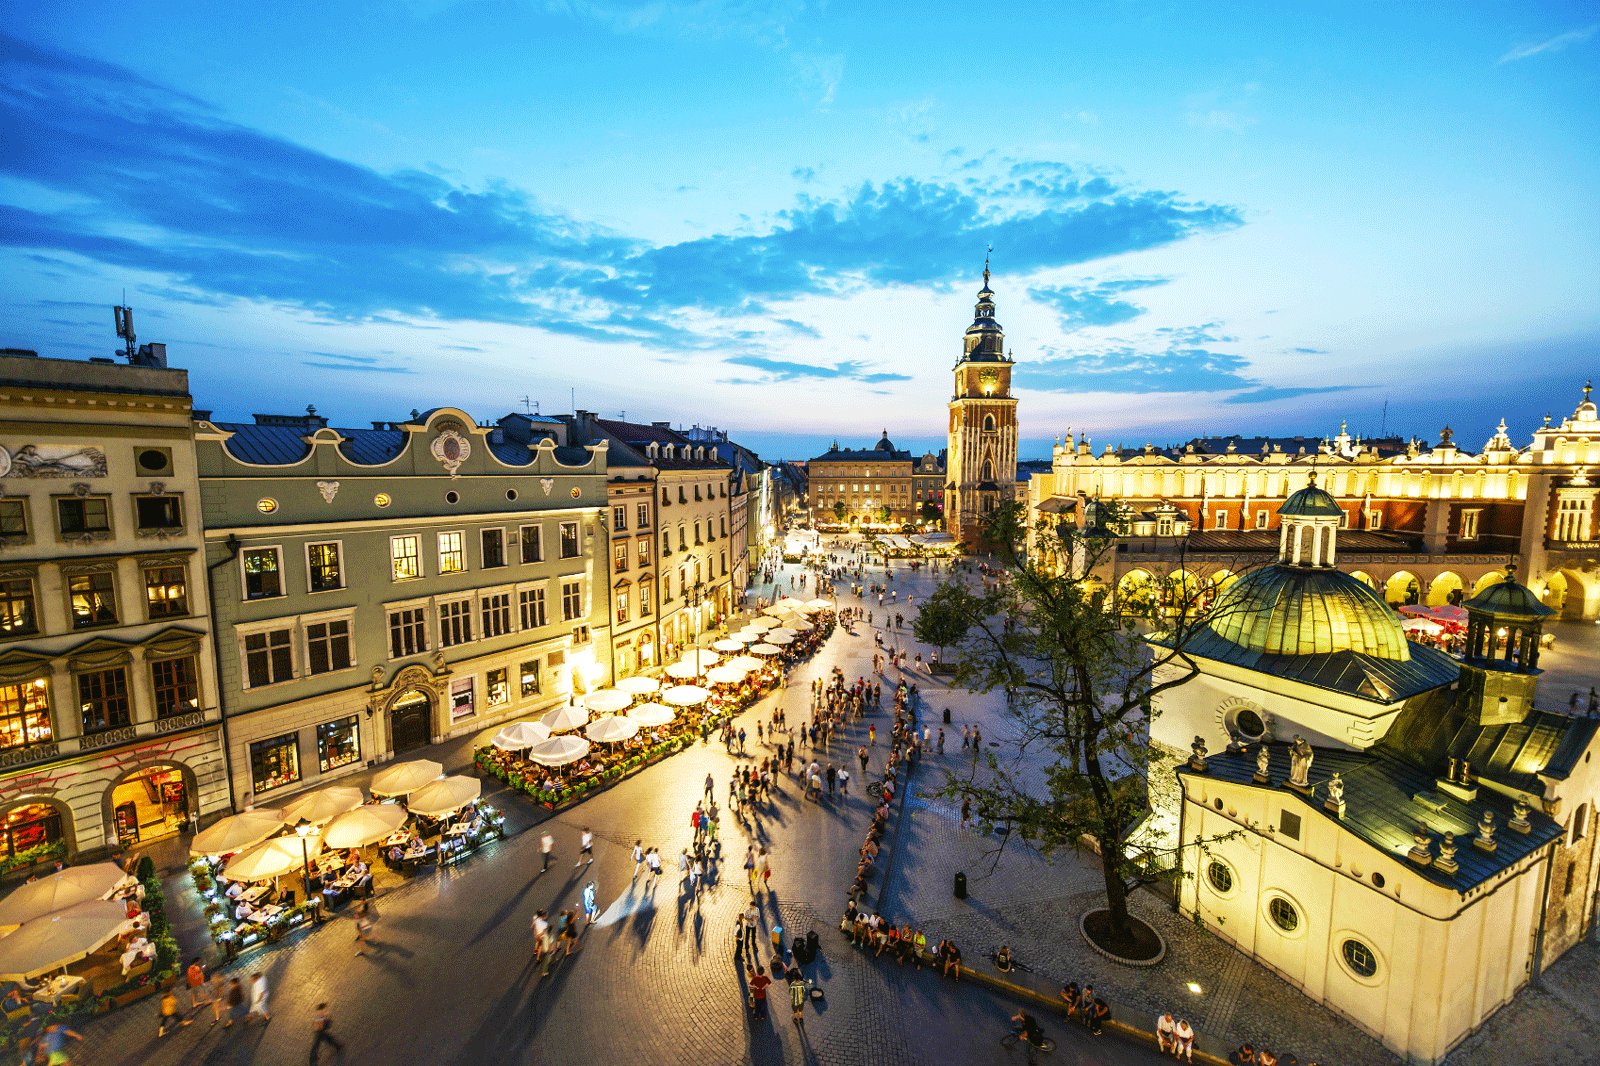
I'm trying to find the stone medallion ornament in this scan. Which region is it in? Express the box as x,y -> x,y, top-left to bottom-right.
430,428 -> 471,478
317,480 -> 340,504
540,478 -> 554,496
0,447 -> 10,479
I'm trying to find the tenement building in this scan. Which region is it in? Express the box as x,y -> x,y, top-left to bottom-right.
0,349 -> 228,859
1032,387 -> 1600,620
1146,479 -> 1600,1063
805,433 -> 916,529
567,416 -> 733,663
195,407 -> 613,806
946,263 -> 1019,547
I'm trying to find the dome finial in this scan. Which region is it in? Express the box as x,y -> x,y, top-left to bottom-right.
983,244 -> 992,288
1586,379 -> 1593,403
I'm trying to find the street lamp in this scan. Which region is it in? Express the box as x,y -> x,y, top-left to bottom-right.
294,817 -> 313,901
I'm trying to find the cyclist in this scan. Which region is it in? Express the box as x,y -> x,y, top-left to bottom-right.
1010,1009 -> 1043,1046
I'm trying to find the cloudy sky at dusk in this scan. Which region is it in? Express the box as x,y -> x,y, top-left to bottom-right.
3,2 -> 1597,460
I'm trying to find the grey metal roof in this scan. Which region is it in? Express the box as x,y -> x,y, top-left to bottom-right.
1181,744 -> 1562,893
337,430 -> 406,466
487,439 -> 534,466
1381,699 -> 1600,792
213,423 -> 313,465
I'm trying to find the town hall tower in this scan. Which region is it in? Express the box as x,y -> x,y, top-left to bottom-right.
946,260 -> 1018,547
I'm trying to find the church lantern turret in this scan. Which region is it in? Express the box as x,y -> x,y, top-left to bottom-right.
1458,564 -> 1555,727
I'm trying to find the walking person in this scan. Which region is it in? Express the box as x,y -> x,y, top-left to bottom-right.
354,900 -> 377,955
185,956 -> 210,1020
541,831 -> 555,873
747,965 -> 772,1019
743,901 -> 760,956
705,772 -> 716,799
632,840 -> 644,879
646,846 -> 662,884
222,977 -> 246,1028
309,1002 -> 344,1063
582,879 -> 599,926
577,827 -> 594,866
157,986 -> 190,1037
247,971 -> 271,1025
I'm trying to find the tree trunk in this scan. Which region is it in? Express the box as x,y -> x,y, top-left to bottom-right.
1097,836 -> 1132,937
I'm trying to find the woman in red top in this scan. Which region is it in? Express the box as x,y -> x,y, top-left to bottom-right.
747,966 -> 772,1018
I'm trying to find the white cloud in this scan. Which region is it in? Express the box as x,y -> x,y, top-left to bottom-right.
1498,23 -> 1599,64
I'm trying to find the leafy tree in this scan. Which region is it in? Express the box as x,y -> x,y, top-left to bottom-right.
832,500 -> 846,521
877,504 -> 893,525
920,500 -> 941,523
922,500 -> 1247,954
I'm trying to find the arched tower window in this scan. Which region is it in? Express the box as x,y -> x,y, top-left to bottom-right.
981,459 -> 994,481
982,414 -> 996,432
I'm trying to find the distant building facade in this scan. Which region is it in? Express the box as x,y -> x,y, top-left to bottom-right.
805,433 -> 917,528
0,351 -> 229,858
1031,389 -> 1600,620
195,407 -> 612,806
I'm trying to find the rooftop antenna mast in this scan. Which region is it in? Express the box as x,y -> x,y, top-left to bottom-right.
1380,398 -> 1388,438
113,291 -> 137,362
520,395 -> 534,415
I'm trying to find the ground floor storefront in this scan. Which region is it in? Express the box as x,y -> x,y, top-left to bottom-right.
0,724 -> 229,867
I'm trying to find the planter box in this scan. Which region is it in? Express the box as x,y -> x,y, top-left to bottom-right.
111,985 -> 157,1008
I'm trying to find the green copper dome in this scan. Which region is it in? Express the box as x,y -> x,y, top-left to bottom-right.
1278,479 -> 1343,518
1206,567 -> 1412,660
1463,571 -> 1554,619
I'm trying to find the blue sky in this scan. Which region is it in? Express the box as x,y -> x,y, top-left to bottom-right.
3,2 -> 1597,460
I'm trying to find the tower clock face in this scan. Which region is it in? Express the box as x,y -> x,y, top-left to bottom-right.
978,368 -> 998,395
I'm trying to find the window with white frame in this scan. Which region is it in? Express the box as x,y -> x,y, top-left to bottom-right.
615,589 -> 630,624
519,524 -> 543,564
637,537 -> 651,568
1255,510 -> 1270,530
481,528 -> 506,568
305,616 -> 354,675
1459,508 -> 1481,541
388,605 -> 428,658
438,531 -> 466,574
243,626 -> 295,688
559,521 -> 580,559
1555,495 -> 1591,542
612,506 -> 627,532
1365,509 -> 1383,530
307,542 -> 343,592
438,598 -> 472,647
391,535 -> 422,580
242,547 -> 283,600
613,541 -> 628,572
519,659 -> 541,698
1213,510 -> 1229,530
481,591 -> 513,638
519,586 -> 547,629
560,579 -> 583,622
636,502 -> 650,528
638,580 -> 653,616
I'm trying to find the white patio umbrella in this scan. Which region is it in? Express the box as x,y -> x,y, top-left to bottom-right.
728,631 -> 758,644
586,716 -> 641,743
191,808 -> 287,857
766,633 -> 795,645
323,805 -> 409,849
747,617 -> 777,631
0,863 -> 126,927
663,684 -> 711,707
664,661 -> 704,681
525,735 -> 592,766
0,900 -> 130,982
281,786 -> 365,827
769,628 -> 797,639
224,834 -> 325,883
749,643 -> 782,655
677,649 -> 721,671
584,689 -> 632,714
711,639 -> 744,653
370,759 -> 444,797
705,665 -> 749,685
726,654 -> 765,672
541,704 -> 591,732
783,617 -> 814,632
806,598 -> 832,610
407,776 -> 482,819
777,597 -> 808,610
492,720 -> 552,751
614,675 -> 661,696
762,605 -> 791,617
627,702 -> 676,727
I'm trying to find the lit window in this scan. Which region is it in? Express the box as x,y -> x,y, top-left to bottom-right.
519,660 -> 541,698
0,679 -> 53,750
0,577 -> 40,637
438,531 -> 466,574
1459,509 -> 1481,541
391,536 -> 421,580
307,542 -> 343,592
68,571 -> 119,628
317,716 -> 361,772
242,547 -> 283,600
150,656 -> 199,718
77,666 -> 131,733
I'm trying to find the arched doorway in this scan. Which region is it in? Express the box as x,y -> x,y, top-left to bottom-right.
0,798 -> 73,862
1426,572 -> 1464,607
389,689 -> 434,755
106,762 -> 197,846
1117,569 -> 1156,615
1348,571 -> 1375,589
1471,570 -> 1508,596
1385,571 -> 1420,606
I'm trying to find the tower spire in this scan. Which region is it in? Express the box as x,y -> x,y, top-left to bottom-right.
983,244 -> 992,288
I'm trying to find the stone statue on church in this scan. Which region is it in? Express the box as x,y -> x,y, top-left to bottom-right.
1324,771 -> 1346,815
1254,743 -> 1271,783
1189,735 -> 1209,771
1288,735 -> 1314,791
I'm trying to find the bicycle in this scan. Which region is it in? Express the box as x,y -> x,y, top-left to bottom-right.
999,1029 -> 1056,1059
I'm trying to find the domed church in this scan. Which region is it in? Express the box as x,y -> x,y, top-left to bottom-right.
1147,477 -> 1600,1064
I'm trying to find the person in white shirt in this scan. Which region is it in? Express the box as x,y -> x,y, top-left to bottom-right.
1173,1018 -> 1195,1062
576,828 -> 594,867
1157,1013 -> 1176,1053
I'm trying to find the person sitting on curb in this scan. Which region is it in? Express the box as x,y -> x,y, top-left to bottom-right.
939,938 -> 961,979
1157,1012 -> 1177,1054
1174,1018 -> 1195,1062
1060,981 -> 1080,1021
994,944 -> 1013,972
1228,1042 -> 1256,1065
1089,996 -> 1111,1036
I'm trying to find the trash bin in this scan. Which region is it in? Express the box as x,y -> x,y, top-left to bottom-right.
954,871 -> 967,899
942,707 -> 952,724
806,929 -> 820,961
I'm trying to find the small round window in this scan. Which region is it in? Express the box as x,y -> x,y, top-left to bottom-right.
1269,896 -> 1299,932
1342,939 -> 1378,978
256,498 -> 278,514
445,490 -> 460,505
137,448 -> 169,472
506,489 -> 518,502
1371,872 -> 1386,889
1233,708 -> 1267,741
1206,860 -> 1233,894
374,493 -> 392,508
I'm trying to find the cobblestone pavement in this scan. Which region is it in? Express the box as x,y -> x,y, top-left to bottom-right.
63,544 -> 1600,1065
70,550 -> 1158,1066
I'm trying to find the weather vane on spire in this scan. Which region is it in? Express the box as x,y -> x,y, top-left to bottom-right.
983,245 -> 993,287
